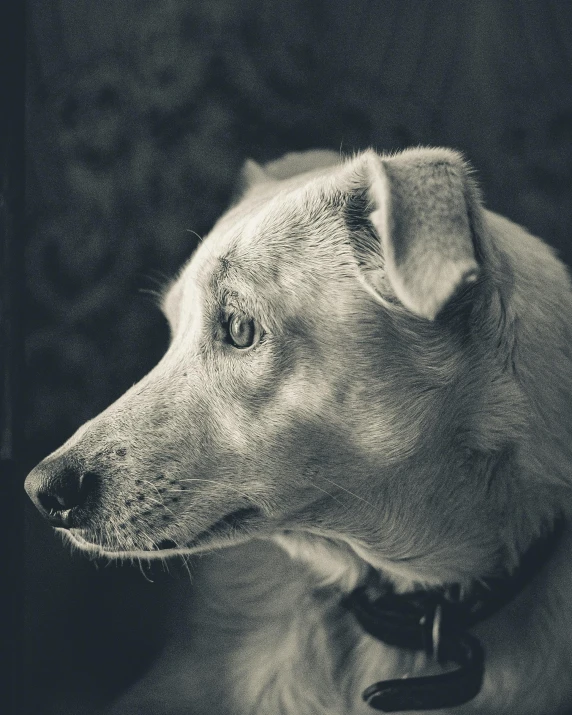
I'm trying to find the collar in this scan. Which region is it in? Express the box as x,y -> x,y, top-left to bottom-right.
342,519 -> 565,712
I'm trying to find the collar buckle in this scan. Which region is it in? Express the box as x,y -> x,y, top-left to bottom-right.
421,601 -> 442,662
343,520 -> 564,711
342,587 -> 484,712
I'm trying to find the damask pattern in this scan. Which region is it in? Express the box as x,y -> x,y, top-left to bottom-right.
23,1 -> 572,713
26,0 -> 572,458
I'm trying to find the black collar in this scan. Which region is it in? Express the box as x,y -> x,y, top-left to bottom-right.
342,519 -> 565,712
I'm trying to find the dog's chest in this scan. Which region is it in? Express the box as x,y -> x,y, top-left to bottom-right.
194,534 -> 572,715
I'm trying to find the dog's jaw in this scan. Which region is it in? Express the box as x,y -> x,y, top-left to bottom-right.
61,505 -> 265,560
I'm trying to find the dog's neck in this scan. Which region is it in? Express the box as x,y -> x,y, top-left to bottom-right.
340,518 -> 565,711
271,515 -> 572,714
347,514 -> 566,627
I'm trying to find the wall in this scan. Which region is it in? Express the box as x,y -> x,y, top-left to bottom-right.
24,1 -> 572,712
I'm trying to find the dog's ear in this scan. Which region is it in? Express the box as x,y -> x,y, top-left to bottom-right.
241,159 -> 273,189
263,149 -> 340,180
353,148 -> 481,320
241,150 -> 341,190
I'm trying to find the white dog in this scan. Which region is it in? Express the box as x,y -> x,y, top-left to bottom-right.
26,147 -> 572,714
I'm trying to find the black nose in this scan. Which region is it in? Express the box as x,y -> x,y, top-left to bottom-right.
24,456 -> 98,528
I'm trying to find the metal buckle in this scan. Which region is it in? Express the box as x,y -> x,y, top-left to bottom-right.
431,602 -> 442,662
419,600 -> 442,662
343,585 -> 485,711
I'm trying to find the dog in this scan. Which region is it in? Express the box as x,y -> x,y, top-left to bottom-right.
25,147 -> 572,714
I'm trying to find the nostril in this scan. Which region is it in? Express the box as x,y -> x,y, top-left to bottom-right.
31,467 -> 100,526
39,470 -> 89,513
37,490 -> 72,515
78,471 -> 98,504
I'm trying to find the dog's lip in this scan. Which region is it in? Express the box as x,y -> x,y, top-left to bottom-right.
182,506 -> 262,549
59,529 -> 105,554
62,506 -> 263,556
154,506 -> 263,551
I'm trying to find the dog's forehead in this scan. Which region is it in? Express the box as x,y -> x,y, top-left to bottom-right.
172,175 -> 349,308
220,177 -> 345,262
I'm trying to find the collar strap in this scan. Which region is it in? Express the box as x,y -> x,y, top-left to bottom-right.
342,519 -> 564,712
343,588 -> 484,711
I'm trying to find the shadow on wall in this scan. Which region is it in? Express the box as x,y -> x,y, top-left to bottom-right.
23,0 -> 572,713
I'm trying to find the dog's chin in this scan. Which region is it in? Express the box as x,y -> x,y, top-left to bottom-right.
59,506 -> 263,559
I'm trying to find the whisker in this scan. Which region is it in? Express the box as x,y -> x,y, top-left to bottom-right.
139,269 -> 172,288
306,481 -> 348,509
143,494 -> 177,518
181,554 -> 194,583
138,478 -> 178,517
186,228 -> 204,243
138,287 -> 164,305
171,478 -> 255,501
138,558 -> 154,583
313,474 -> 377,509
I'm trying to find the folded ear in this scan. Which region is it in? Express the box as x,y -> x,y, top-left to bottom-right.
358,148 -> 481,320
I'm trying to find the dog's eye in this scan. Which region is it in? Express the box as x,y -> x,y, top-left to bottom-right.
227,313 -> 259,349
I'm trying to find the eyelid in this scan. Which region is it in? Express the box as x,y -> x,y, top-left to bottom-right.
222,298 -> 253,326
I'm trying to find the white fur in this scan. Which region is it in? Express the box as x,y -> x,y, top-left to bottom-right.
26,148 -> 572,714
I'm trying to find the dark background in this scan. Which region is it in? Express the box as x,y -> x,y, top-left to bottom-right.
18,0 -> 572,713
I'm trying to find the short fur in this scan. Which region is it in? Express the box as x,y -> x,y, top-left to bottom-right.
26,148 -> 572,714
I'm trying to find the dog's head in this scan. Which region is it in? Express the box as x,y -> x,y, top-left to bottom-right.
26,148 -> 549,588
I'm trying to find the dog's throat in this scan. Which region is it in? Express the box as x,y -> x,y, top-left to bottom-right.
343,518 -> 565,712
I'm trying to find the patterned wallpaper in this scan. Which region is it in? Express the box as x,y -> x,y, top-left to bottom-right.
26,0 -> 572,458
23,1 -> 572,713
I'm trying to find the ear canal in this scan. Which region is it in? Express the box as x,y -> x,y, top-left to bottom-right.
366,148 -> 480,320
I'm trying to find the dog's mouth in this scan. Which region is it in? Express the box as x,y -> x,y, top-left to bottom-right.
64,506 -> 263,557
178,506 -> 262,548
